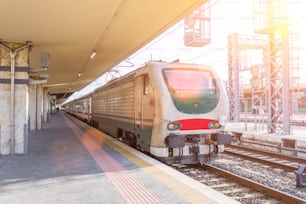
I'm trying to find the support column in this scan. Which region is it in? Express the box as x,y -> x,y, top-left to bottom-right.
0,41 -> 31,155
29,84 -> 44,130
36,84 -> 43,130
43,90 -> 49,123
29,85 -> 37,130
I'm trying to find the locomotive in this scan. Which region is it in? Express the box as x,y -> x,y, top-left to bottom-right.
64,61 -> 231,164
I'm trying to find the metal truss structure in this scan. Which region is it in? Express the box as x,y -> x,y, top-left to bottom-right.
183,0 -> 210,47
227,34 -> 268,122
228,0 -> 300,135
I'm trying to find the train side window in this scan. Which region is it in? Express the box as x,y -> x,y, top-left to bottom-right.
143,75 -> 149,95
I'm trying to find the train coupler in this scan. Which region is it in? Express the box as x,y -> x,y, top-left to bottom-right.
165,134 -> 185,148
189,145 -> 199,155
211,132 -> 232,145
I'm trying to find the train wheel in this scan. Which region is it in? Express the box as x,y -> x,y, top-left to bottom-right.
136,144 -> 145,152
117,129 -> 124,140
125,132 -> 136,148
92,120 -> 99,129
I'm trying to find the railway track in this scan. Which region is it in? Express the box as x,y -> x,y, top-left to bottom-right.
73,115 -> 306,203
239,117 -> 306,127
224,144 -> 306,172
172,163 -> 306,204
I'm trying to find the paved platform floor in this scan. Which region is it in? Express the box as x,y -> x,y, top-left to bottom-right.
0,113 -> 239,204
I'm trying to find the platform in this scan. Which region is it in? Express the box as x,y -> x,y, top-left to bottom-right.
225,117 -> 306,158
0,113 -> 239,204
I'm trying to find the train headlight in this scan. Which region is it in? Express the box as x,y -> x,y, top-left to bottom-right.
219,115 -> 228,126
208,121 -> 221,129
167,122 -> 181,130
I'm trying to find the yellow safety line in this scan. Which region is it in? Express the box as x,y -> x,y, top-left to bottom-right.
68,115 -> 219,204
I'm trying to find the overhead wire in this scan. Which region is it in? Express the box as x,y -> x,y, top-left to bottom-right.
63,0 -> 253,104
131,0 -> 254,63
129,0 -> 223,63
168,10 -> 255,61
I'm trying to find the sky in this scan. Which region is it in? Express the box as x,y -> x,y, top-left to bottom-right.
65,0 -> 306,103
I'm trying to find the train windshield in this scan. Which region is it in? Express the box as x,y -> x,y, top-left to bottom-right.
163,68 -> 219,114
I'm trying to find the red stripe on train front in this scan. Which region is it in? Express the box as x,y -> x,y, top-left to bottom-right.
175,118 -> 215,130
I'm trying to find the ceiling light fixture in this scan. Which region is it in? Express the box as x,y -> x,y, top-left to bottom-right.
78,72 -> 82,77
90,49 -> 96,59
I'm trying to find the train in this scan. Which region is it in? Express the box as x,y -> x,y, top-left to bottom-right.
63,61 -> 231,165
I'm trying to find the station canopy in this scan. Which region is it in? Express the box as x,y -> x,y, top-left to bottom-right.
0,0 -> 207,102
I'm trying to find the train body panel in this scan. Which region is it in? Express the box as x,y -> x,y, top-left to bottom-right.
64,95 -> 92,123
146,62 -> 229,164
65,61 -> 231,165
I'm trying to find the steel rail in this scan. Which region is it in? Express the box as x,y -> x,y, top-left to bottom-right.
203,163 -> 306,204
226,144 -> 306,164
224,149 -> 297,171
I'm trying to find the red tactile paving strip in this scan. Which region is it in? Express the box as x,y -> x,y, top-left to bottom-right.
64,116 -> 163,204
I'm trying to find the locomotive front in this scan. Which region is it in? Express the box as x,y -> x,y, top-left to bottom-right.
150,63 -> 231,164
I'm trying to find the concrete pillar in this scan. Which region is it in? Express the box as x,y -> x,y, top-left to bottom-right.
29,84 -> 43,130
0,41 -> 31,155
0,77 -> 11,155
29,85 -> 37,130
43,90 -> 49,123
36,85 -> 43,130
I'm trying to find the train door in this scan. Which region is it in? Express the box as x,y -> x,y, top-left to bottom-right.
134,75 -> 144,131
134,74 -> 154,152
87,97 -> 91,122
